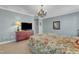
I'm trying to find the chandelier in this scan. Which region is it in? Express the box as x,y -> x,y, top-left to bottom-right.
37,5 -> 47,17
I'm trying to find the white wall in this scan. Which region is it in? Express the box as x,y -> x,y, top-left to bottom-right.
0,9 -> 32,42
43,12 -> 79,36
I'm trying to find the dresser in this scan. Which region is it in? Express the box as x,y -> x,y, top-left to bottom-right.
16,30 -> 33,41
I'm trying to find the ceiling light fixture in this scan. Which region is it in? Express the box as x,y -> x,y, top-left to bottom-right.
37,5 -> 47,17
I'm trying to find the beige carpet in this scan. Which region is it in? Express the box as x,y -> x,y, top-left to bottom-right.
0,40 -> 31,54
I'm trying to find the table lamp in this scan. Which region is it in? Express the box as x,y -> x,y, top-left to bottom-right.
16,21 -> 21,31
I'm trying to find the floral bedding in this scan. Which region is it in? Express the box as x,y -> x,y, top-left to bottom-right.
28,34 -> 79,54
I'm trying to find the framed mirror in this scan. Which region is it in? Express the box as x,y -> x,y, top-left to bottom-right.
53,21 -> 60,30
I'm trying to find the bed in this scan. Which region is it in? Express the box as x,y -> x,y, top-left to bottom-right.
28,33 -> 79,54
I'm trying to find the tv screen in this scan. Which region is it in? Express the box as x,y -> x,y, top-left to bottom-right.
21,22 -> 32,30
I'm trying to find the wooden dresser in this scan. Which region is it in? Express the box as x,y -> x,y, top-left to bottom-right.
16,30 -> 33,41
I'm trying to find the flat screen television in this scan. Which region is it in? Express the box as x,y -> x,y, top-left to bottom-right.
21,22 -> 32,30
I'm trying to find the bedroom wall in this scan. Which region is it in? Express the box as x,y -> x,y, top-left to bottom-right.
0,9 -> 32,42
43,12 -> 79,36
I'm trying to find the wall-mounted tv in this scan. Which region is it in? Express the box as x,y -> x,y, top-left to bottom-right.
21,22 -> 32,30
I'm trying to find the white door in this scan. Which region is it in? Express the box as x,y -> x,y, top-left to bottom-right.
38,18 -> 43,34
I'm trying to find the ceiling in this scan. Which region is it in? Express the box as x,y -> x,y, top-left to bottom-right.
0,5 -> 79,18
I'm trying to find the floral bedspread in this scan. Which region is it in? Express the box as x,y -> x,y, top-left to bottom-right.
28,34 -> 79,54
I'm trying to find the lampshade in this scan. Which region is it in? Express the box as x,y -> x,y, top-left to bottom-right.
16,21 -> 21,26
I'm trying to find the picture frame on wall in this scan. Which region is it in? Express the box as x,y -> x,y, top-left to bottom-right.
53,21 -> 60,30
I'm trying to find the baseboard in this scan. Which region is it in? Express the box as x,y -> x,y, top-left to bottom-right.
0,40 -> 16,45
